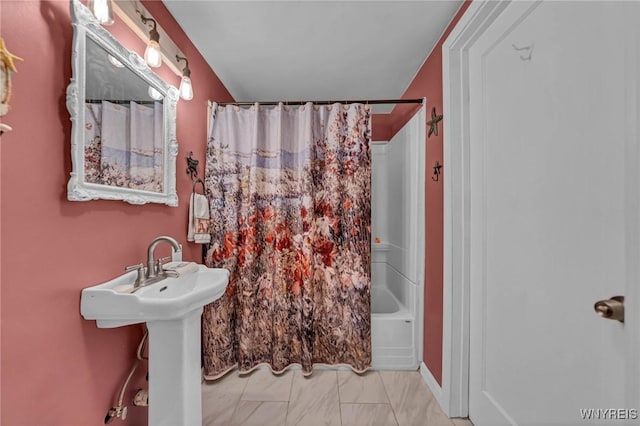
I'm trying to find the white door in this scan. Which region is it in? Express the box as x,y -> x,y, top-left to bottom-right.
468,1 -> 640,425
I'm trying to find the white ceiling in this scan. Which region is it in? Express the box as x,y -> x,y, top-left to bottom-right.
162,1 -> 463,113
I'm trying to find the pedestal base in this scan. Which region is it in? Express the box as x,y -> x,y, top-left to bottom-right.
146,307 -> 203,426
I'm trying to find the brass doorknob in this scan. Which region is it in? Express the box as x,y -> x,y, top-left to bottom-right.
594,296 -> 625,322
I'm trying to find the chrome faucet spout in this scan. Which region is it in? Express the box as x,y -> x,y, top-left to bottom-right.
146,236 -> 181,279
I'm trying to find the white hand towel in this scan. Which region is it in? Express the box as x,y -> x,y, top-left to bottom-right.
188,193 -> 211,244
162,261 -> 199,277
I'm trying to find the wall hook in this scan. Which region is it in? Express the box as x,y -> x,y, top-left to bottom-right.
432,161 -> 442,182
186,151 -> 199,179
512,43 -> 534,61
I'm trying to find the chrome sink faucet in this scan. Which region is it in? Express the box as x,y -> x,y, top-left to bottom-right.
125,236 -> 182,290
146,236 -> 181,279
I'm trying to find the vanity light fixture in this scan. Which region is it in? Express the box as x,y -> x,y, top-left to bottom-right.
175,55 -> 193,101
88,0 -> 114,26
112,1 -> 187,77
138,12 -> 162,68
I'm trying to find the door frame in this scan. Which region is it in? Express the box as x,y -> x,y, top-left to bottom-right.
441,0 -> 640,419
441,1 -> 511,416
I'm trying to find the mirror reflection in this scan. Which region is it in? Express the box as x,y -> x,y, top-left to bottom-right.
84,36 -> 165,192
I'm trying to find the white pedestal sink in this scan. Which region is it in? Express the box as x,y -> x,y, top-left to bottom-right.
80,265 -> 229,426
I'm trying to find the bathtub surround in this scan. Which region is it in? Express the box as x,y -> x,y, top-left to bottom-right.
203,102 -> 372,377
370,106 -> 425,370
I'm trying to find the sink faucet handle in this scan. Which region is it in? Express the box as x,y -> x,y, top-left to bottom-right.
125,263 -> 146,287
125,263 -> 144,272
155,256 -> 173,275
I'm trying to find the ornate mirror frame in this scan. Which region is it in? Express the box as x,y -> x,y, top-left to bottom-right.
66,0 -> 179,206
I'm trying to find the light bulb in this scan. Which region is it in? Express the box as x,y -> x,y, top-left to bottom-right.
108,55 -> 124,68
89,0 -> 114,26
179,76 -> 193,101
148,86 -> 164,101
175,55 -> 193,101
144,40 -> 162,68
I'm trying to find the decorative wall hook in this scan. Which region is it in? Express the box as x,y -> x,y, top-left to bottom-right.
432,161 -> 442,182
427,107 -> 443,138
186,151 -> 199,179
512,43 -> 534,61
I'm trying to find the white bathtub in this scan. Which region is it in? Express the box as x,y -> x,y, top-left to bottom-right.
371,258 -> 418,370
372,286 -> 402,314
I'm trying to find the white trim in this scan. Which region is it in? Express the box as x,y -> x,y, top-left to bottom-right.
416,100 -> 426,365
419,362 -> 444,409
441,1 -> 510,418
624,13 -> 640,411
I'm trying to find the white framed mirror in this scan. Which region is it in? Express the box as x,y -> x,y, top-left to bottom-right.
66,0 -> 179,206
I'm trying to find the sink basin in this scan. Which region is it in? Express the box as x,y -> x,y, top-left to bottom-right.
80,265 -> 229,328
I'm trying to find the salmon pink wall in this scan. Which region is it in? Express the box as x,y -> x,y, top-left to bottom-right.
384,1 -> 471,386
371,113 -> 392,141
0,1 -> 233,424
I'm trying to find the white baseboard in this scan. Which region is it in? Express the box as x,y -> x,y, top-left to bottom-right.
419,362 -> 445,411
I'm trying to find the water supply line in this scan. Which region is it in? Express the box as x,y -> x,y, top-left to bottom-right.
104,326 -> 149,424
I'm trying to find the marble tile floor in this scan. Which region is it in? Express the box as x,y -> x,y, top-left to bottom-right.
202,368 -> 474,426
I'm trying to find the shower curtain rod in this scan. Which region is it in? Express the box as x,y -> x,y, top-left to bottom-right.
216,98 -> 424,106
86,99 -> 158,105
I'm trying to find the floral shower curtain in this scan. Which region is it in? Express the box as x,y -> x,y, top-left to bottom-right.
203,102 -> 372,378
84,100 -> 164,191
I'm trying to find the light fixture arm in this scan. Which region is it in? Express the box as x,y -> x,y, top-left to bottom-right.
175,55 -> 191,78
138,12 -> 159,42
114,1 -> 186,75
